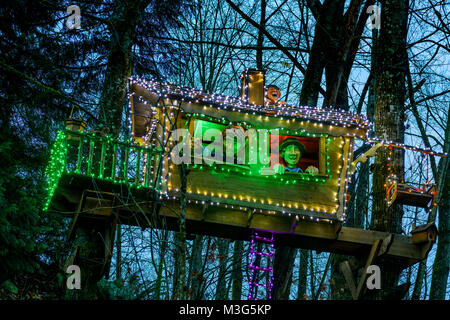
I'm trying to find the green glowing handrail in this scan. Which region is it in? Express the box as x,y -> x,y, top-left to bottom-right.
43,129 -> 161,211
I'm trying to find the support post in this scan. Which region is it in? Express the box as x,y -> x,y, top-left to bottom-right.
65,190 -> 119,299
340,236 -> 390,300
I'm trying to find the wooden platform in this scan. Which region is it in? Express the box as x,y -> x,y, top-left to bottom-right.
47,173 -> 435,270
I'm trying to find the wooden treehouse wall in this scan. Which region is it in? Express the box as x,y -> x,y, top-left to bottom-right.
141,98 -> 357,221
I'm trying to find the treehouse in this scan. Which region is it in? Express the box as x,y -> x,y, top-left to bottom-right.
129,70 -> 369,223
44,69 -> 444,300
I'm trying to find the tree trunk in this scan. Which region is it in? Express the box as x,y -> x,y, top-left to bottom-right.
412,144 -> 448,299
272,246 -> 297,300
370,0 -> 408,299
429,112 -> 450,300
300,0 -> 343,106
301,0 -> 371,109
188,235 -> 204,300
355,163 -> 370,229
429,168 -> 449,299
173,164 -> 188,300
405,57 -> 448,299
329,6 -> 377,298
154,230 -> 168,300
65,0 -> 149,300
273,0 -> 346,299
327,0 -> 374,109
65,228 -> 106,300
330,254 -> 353,300
256,0 -> 266,69
215,239 -> 230,300
115,224 -> 122,279
297,249 -> 309,299
231,240 -> 244,300
98,0 -> 148,137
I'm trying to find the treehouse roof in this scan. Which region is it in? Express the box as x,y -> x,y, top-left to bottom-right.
129,77 -> 370,138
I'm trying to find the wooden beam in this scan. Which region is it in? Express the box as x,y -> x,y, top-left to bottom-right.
332,227 -> 428,263
289,215 -> 299,233
247,209 -> 256,227
355,239 -> 383,300
156,202 -> 431,264
171,190 -> 340,221
340,236 -> 389,301
101,211 -> 118,279
340,260 -> 358,300
51,185 -> 435,266
378,234 -> 394,257
201,203 -> 209,222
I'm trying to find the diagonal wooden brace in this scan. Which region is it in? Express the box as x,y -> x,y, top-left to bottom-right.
289,215 -> 299,233
67,190 -> 119,280
354,239 -> 383,300
340,234 -> 393,300
340,260 -> 358,300
200,203 -> 209,222
247,209 -> 256,228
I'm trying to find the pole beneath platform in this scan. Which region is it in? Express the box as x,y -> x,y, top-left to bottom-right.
64,190 -> 119,299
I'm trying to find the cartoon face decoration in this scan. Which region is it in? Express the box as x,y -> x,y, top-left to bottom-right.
282,144 -> 302,167
279,139 -> 306,169
266,86 -> 281,103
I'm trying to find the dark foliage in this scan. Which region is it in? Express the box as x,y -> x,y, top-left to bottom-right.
0,0 -> 191,299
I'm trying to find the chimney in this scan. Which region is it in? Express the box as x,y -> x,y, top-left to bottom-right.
240,68 -> 265,105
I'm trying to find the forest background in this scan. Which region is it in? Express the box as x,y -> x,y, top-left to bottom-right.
0,0 -> 448,300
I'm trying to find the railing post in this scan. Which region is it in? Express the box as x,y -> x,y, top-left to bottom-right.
87,139 -> 94,176
112,144 -> 117,180
54,130 -> 158,189
100,141 -> 105,178
145,151 -> 151,187
123,146 -> 129,181
76,137 -> 83,174
135,148 -> 141,185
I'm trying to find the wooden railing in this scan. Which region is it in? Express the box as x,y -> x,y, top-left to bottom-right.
44,129 -> 162,210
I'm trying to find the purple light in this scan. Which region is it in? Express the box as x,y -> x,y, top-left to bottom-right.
248,231 -> 275,300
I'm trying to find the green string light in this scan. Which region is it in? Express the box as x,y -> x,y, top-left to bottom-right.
44,131 -> 68,210
186,163 -> 330,184
44,129 -> 160,211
